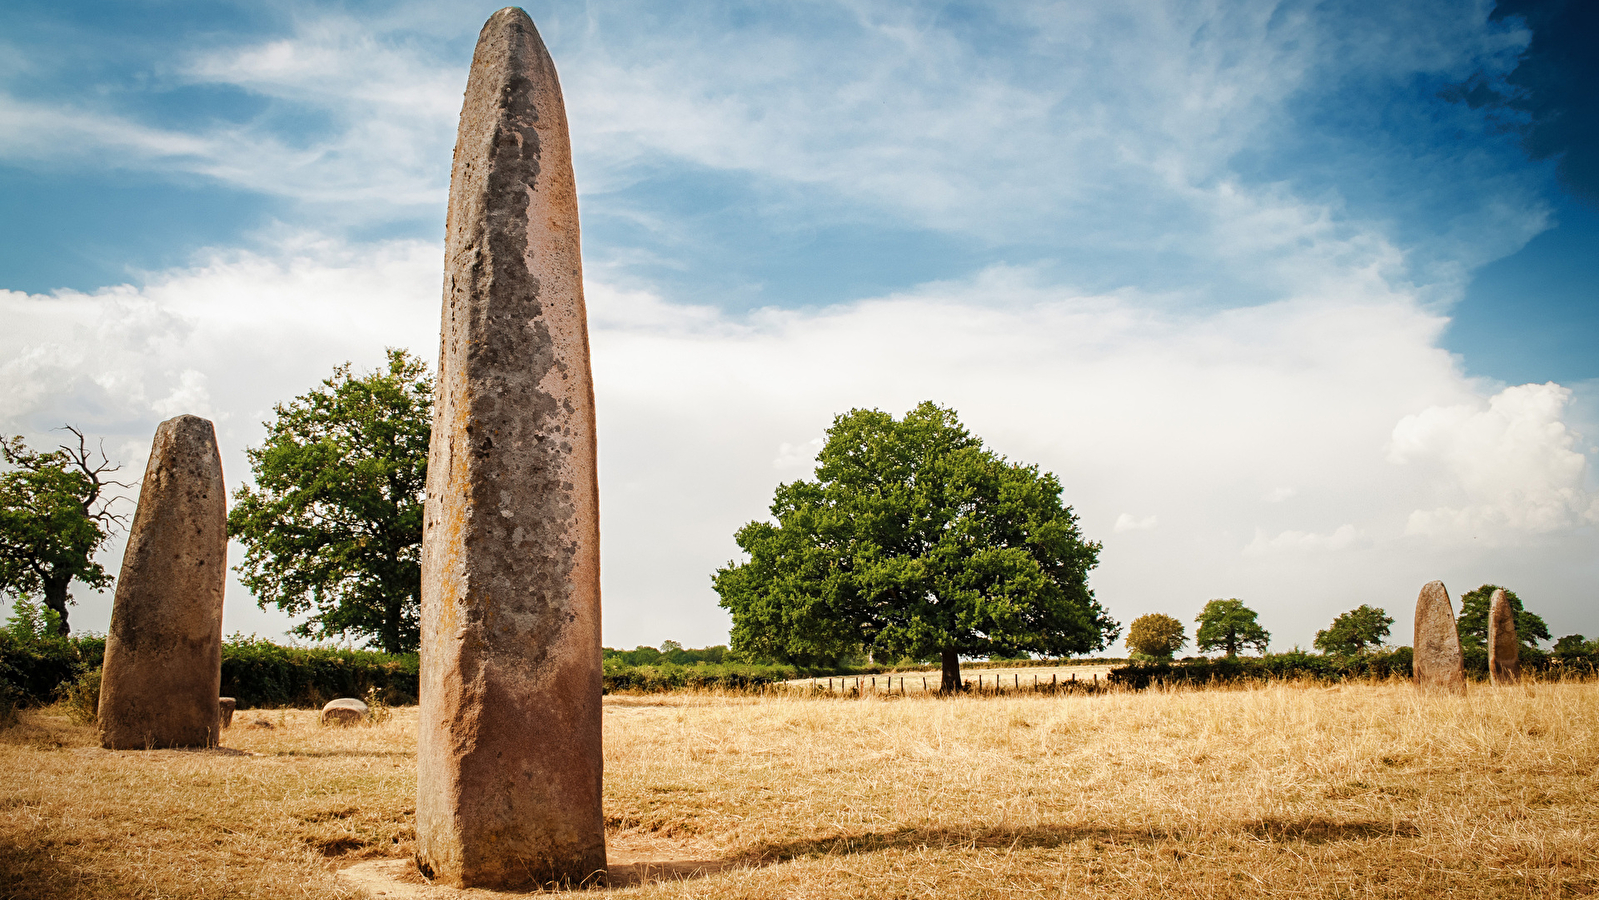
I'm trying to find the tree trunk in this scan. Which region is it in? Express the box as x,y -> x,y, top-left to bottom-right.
940,647 -> 963,694
382,594 -> 402,655
42,574 -> 71,637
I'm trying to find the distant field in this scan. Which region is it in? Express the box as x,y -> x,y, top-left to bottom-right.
786,663 -> 1117,693
3,681 -> 1597,898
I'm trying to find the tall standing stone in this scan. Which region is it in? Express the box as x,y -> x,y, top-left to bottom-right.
1488,588 -> 1520,685
98,415 -> 227,749
416,7 -> 604,890
1412,580 -> 1466,693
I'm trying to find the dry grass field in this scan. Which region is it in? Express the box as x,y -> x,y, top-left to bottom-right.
2,681 -> 1597,899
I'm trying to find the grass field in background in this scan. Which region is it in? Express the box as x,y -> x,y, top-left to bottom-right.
2,681 -> 1596,898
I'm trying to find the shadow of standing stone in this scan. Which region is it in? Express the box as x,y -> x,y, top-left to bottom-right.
1412,580 -> 1465,693
98,415 -> 227,749
1488,588 -> 1520,685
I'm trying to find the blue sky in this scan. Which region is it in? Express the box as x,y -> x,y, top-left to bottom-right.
2,0 -> 1595,651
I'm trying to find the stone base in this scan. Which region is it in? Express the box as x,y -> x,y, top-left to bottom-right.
337,850 -> 735,897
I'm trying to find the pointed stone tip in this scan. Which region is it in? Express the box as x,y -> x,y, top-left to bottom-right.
481,6 -> 535,36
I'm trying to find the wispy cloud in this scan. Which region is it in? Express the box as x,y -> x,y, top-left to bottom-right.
0,0 -> 1553,307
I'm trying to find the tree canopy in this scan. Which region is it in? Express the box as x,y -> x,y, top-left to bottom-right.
228,349 -> 431,653
1553,634 -> 1598,658
1313,604 -> 1393,655
1194,598 -> 1270,657
1126,613 -> 1186,660
0,428 -> 126,635
713,401 -> 1118,690
1456,584 -> 1549,649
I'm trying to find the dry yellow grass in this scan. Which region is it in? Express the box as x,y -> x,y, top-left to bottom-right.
2,681 -> 1597,898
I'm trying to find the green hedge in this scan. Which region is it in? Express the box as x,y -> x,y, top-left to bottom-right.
1107,645 -> 1599,689
1107,649 -> 1416,688
601,660 -> 796,693
0,633 -> 419,711
218,636 -> 419,709
0,632 -> 103,705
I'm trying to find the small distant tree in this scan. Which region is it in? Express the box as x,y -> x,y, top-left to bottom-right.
1313,604 -> 1393,655
1194,598 -> 1270,657
1126,613 -> 1186,660
4,595 -> 62,643
1552,634 -> 1594,658
0,428 -> 128,636
1456,584 -> 1550,649
228,350 -> 431,654
715,402 -> 1118,691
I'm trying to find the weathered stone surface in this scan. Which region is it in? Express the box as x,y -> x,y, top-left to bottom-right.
1412,580 -> 1466,693
322,698 -> 369,726
416,7 -> 605,890
98,415 -> 227,749
1488,588 -> 1520,685
219,697 -> 236,728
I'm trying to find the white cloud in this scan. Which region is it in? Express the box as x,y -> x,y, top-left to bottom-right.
1114,514 -> 1159,533
1263,487 -> 1296,503
1244,525 -> 1361,555
2,239 -> 1596,649
773,438 -> 824,471
1389,382 -> 1599,540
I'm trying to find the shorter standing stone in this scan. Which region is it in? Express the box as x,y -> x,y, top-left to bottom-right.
1413,580 -> 1466,693
219,698 -> 237,728
1488,588 -> 1520,685
322,698 -> 369,726
98,415 -> 228,749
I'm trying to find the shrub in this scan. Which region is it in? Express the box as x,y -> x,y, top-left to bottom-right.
0,631 -> 100,706
58,667 -> 101,725
0,680 -> 19,730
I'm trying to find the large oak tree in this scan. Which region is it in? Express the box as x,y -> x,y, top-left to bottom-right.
228,350 -> 430,653
714,402 -> 1118,690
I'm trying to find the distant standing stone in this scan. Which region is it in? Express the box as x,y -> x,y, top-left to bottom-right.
322,698 -> 369,726
1412,580 -> 1466,693
1488,588 -> 1520,685
219,697 -> 236,728
416,7 -> 605,890
98,415 -> 227,749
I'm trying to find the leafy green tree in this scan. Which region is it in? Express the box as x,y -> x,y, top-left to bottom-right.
1552,634 -> 1595,658
1194,598 -> 1270,657
714,401 -> 1118,691
0,428 -> 127,635
4,595 -> 62,643
228,350 -> 431,653
1313,604 -> 1393,655
1126,613 -> 1186,660
1456,584 -> 1550,649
